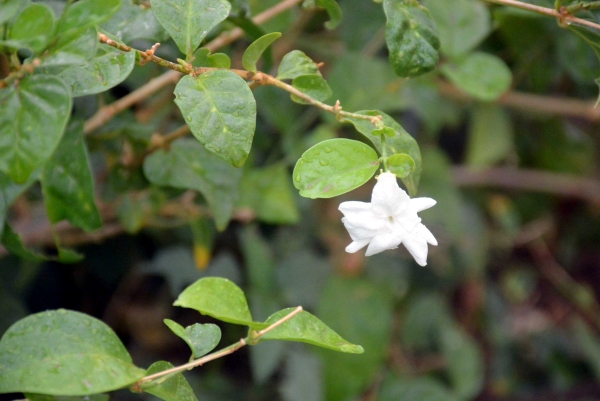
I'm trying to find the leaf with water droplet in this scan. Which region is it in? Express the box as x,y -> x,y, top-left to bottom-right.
293,139 -> 379,199
164,319 -> 221,359
0,309 -> 145,394
260,308 -> 363,353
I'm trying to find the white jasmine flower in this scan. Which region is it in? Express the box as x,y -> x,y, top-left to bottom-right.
339,172 -> 437,266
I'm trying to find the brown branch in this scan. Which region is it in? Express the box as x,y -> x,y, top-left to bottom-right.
452,166 -> 600,205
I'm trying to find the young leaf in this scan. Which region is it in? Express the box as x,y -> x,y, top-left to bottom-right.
56,0 -> 121,37
163,319 -> 221,359
242,32 -> 281,73
0,309 -> 145,395
41,120 -> 102,232
383,0 -> 440,77
0,74 -> 71,184
149,0 -> 231,58
174,277 -> 267,329
293,138 -> 380,199
277,50 -> 320,80
0,0 -> 26,24
51,33 -> 136,97
4,3 -> 54,53
387,153 -> 415,178
143,361 -> 197,401
260,308 -> 364,353
290,74 -> 332,104
41,27 -> 98,67
440,52 -> 512,101
143,138 -> 242,231
304,0 -> 343,29
208,52 -> 231,68
174,71 -> 256,167
344,110 -> 422,196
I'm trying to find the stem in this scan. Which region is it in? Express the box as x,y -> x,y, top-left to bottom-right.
380,134 -> 389,172
133,306 -> 303,388
481,0 -> 600,31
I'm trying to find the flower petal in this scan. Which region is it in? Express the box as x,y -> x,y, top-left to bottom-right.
416,223 -> 437,246
365,229 -> 403,256
339,201 -> 371,215
345,238 -> 371,253
402,236 -> 429,266
408,197 -> 437,213
342,218 -> 383,241
371,172 -> 409,218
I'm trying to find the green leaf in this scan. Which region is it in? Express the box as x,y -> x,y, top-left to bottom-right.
26,394 -> 109,401
344,110 -> 422,196
142,361 -> 197,401
441,52 -> 512,101
466,104 -> 513,167
174,277 -> 266,329
260,308 -> 363,353
143,138 -> 242,231
150,0 -> 231,57
0,74 -> 71,184
41,120 -> 102,232
277,50 -> 320,80
41,27 -> 98,67
421,0 -> 490,58
304,0 -> 342,29
238,163 -> 299,224
378,376 -> 460,401
290,74 -> 332,104
101,0 -> 168,43
1,223 -> 45,262
383,0 -> 440,77
441,324 -> 485,399
174,71 -> 256,167
52,33 -> 136,97
56,0 -> 121,37
4,3 -> 54,52
0,309 -> 145,395
387,153 -> 415,178
293,138 -> 380,199
242,32 -> 281,72
208,52 -> 231,68
0,0 -> 27,24
163,319 -> 221,359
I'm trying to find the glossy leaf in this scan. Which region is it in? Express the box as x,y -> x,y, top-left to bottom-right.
260,308 -> 363,353
4,3 -> 54,52
101,0 -> 168,43
174,71 -> 256,167
383,0 -> 440,77
441,52 -> 512,101
0,74 -> 71,184
466,104 -> 513,167
277,50 -> 320,80
163,319 -> 221,359
56,0 -> 121,36
290,74 -> 332,104
387,153 -> 415,178
143,138 -> 242,231
344,110 -> 422,196
0,0 -> 26,24
174,277 -> 266,329
41,121 -> 102,232
238,163 -> 299,224
26,394 -> 109,401
41,27 -> 98,67
305,0 -> 342,29
293,138 -> 380,199
0,309 -> 145,395
150,0 -> 231,57
143,361 -> 197,401
53,35 -> 136,97
242,32 -> 281,72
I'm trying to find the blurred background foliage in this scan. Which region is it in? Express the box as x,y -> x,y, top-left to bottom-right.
3,0 -> 600,400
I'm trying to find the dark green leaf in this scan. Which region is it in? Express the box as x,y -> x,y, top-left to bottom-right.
440,52 -> 512,101
304,0 -> 342,29
466,104 -> 513,167
56,0 -> 121,37
290,74 -> 332,104
383,0 -> 440,77
1,223 -> 45,262
174,71 -> 256,167
143,138 -> 242,231
101,0 -> 168,43
163,319 -> 221,359
174,277 -> 266,329
150,0 -> 231,57
41,27 -> 98,67
293,138 -> 380,199
387,153 -> 415,178
0,74 -> 71,183
4,3 -> 54,52
0,0 -> 26,24
41,120 -> 102,231
441,324 -> 485,399
238,163 -> 299,224
242,31 -> 281,72
0,309 -> 145,394
260,308 -> 364,353
26,394 -> 109,401
344,110 -> 422,196
378,376 -> 460,401
277,50 -> 320,80
143,361 -> 197,401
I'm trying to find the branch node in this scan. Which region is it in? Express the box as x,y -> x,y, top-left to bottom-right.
140,43 -> 161,65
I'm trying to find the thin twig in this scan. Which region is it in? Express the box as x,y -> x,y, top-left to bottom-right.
255,306 -> 303,337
